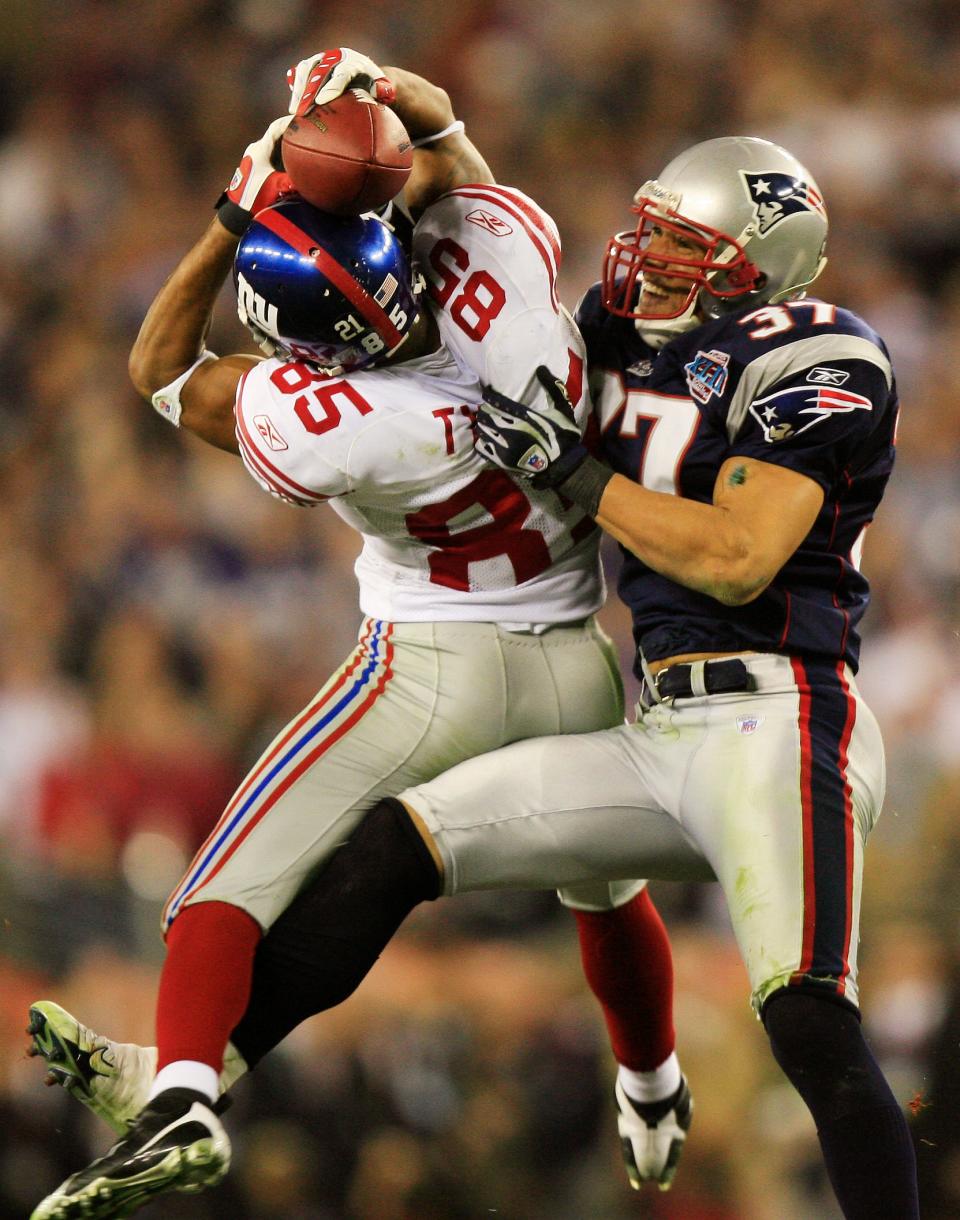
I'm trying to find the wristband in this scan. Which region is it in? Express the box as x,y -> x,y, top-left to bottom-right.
150,350 -> 217,427
554,454 -> 616,517
215,197 -> 251,237
412,119 -> 465,147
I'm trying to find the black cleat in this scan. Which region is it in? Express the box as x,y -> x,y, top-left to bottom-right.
30,1087 -> 230,1218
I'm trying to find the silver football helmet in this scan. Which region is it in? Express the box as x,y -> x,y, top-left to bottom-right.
602,136 -> 829,347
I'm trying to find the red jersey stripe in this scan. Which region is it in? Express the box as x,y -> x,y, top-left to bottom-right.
834,661 -> 858,994
447,186 -> 560,312
790,656 -> 817,979
238,433 -> 317,505
236,381 -> 330,503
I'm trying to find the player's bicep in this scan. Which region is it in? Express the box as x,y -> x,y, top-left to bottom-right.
180,355 -> 260,453
714,456 -> 824,584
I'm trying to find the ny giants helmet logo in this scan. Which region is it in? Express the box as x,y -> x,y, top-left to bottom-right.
740,172 -> 827,237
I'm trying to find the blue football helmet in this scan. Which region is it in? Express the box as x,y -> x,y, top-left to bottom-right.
234,197 -> 421,372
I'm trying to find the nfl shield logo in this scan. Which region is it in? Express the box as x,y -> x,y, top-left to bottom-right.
736,715 -> 762,735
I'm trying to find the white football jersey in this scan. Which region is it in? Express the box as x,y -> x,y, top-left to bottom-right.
234,185 -> 603,624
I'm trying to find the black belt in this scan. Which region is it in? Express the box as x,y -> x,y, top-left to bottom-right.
654,657 -> 754,701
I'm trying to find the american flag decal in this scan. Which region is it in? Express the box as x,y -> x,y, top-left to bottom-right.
741,171 -> 827,236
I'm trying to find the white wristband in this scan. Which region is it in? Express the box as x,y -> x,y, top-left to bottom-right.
411,119 -> 465,148
150,350 -> 217,427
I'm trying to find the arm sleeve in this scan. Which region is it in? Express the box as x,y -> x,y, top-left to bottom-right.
728,358 -> 893,493
234,362 -> 350,505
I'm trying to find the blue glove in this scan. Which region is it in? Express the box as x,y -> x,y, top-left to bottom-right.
476,366 -> 589,488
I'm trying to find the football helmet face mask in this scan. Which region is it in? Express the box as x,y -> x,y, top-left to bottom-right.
234,197 -> 421,373
602,136 -> 829,346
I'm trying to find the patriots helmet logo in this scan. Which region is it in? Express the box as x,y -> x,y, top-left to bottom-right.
741,171 -> 827,237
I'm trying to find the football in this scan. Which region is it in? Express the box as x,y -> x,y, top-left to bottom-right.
281,89 -> 414,215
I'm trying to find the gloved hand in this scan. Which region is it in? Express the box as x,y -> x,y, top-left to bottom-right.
476,366 -> 589,488
215,116 -> 294,237
286,48 -> 395,116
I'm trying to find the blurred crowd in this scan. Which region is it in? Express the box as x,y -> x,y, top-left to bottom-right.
1,1 -> 959,1216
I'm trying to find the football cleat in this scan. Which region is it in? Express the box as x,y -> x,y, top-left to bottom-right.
27,1001 -> 156,1135
615,1074 -> 693,1191
27,1001 -> 247,1134
30,1087 -> 230,1219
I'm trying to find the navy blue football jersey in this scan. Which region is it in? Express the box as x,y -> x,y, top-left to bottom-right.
576,288 -> 898,674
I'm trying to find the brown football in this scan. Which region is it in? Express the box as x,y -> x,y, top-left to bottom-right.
281,89 -> 413,215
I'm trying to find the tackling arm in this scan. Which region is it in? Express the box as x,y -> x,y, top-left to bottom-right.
476,369 -> 824,605
594,457 -> 823,605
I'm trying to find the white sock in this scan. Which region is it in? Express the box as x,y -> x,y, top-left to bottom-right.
146,1060 -> 219,1105
618,1052 -> 682,1104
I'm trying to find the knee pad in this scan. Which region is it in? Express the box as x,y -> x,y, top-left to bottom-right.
557,878 -> 648,912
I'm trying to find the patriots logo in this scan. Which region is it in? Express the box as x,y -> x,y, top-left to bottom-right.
741,171 -> 827,237
749,384 -> 872,442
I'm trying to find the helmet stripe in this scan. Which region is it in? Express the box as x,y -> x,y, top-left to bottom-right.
257,209 -> 405,347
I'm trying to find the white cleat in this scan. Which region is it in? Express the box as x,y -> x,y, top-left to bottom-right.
615,1074 -> 693,1191
27,1000 -> 247,1135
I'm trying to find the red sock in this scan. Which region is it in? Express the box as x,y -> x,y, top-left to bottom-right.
156,901 -> 262,1072
573,889 -> 675,1071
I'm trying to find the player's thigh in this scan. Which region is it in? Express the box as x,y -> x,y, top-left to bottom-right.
679,658 -> 884,1014
500,617 -> 625,738
407,725 -> 714,896
164,618 -> 623,930
163,619 -> 455,930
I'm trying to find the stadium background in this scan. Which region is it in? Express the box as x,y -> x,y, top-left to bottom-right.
1,1 -> 959,1216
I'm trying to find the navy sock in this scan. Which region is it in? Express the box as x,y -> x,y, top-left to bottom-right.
763,990 -> 919,1219
230,797 -> 440,1066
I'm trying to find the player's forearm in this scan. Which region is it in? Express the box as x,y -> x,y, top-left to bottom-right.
382,68 -> 456,143
595,474 -> 767,606
128,218 -> 239,400
383,66 -> 493,212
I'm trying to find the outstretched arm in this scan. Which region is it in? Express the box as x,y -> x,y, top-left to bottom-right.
128,117 -> 294,452
128,218 -> 252,453
476,367 -> 824,605
384,66 -> 494,211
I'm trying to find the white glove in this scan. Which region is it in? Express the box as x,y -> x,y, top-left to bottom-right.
286,48 -> 395,116
216,115 -> 294,237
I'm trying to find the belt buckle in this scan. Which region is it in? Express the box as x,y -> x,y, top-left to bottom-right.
653,663 -> 683,702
